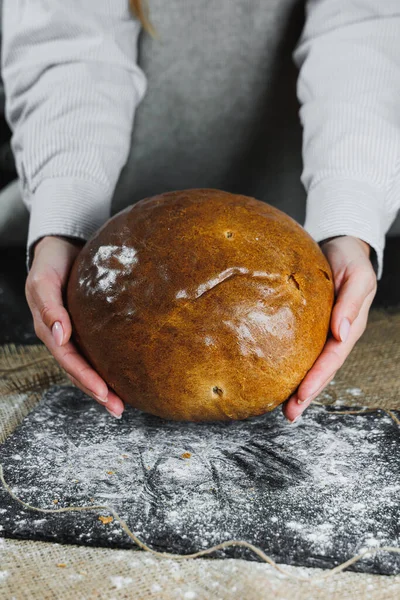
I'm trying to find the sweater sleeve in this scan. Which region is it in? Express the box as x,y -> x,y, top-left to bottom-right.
1,0 -> 147,266
293,0 -> 400,278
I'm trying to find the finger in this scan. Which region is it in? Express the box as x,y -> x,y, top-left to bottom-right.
32,309 -> 108,400
26,274 -> 72,345
331,267 -> 376,342
66,373 -> 108,405
299,284 -> 375,403
298,340 -> 348,403
66,374 -> 124,418
54,338 -> 125,415
283,373 -> 337,423
283,290 -> 373,422
31,296 -> 125,416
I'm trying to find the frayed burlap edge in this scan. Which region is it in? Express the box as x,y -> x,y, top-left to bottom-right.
0,343 -> 69,444
1,537 -> 400,600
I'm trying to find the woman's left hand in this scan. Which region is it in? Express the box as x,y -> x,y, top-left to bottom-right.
282,235 -> 377,423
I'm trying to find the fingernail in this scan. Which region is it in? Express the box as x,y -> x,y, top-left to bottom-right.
290,415 -> 301,423
339,317 -> 351,343
297,396 -> 310,405
52,321 -> 64,346
106,408 -> 122,419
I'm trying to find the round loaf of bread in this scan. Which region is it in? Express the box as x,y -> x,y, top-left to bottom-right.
67,189 -> 334,421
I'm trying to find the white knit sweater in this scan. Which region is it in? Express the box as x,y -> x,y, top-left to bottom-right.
2,0 -> 400,277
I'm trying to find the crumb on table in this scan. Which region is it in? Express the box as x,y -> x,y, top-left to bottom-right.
98,515 -> 114,525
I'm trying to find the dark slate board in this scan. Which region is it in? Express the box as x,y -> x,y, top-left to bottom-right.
0,385 -> 399,575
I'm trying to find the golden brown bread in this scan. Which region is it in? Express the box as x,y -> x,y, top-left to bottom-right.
67,189 -> 334,421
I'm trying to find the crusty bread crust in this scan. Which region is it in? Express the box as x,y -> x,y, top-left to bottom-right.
67,189 -> 334,421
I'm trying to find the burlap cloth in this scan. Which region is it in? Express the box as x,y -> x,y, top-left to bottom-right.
1,308 -> 400,599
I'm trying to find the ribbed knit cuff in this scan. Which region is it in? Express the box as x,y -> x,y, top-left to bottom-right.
27,177 -> 111,270
304,178 -> 386,279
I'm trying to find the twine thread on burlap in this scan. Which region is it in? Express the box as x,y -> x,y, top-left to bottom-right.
312,402 -> 400,426
1,325 -> 400,588
1,462 -> 400,584
0,355 -> 55,374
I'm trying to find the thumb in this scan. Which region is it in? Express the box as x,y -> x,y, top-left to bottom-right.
28,274 -> 72,346
331,266 -> 376,342
26,237 -> 81,346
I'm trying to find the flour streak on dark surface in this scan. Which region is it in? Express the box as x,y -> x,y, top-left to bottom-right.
0,385 -> 399,575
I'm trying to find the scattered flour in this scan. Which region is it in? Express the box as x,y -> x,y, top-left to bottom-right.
346,388 -> 363,397
109,575 -> 134,590
0,385 -> 399,576
78,244 -> 138,303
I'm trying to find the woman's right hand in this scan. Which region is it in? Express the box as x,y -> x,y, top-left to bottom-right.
25,235 -> 125,418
